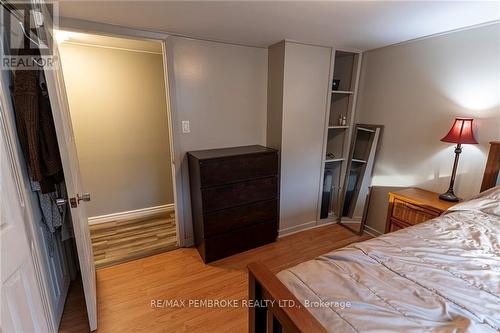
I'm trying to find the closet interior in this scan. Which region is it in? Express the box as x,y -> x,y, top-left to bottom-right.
1,11 -> 81,330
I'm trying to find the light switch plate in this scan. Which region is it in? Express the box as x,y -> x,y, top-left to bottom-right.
182,120 -> 190,133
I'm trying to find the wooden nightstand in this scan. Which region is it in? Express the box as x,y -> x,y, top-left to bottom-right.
385,188 -> 458,233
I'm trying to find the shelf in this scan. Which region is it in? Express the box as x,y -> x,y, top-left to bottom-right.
328,125 -> 349,129
331,90 -> 353,94
329,94 -> 350,127
325,158 -> 344,163
351,159 -> 367,164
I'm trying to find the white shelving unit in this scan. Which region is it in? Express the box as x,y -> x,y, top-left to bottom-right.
319,49 -> 362,221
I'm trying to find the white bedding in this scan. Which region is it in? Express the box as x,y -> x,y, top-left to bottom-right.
277,187 -> 500,332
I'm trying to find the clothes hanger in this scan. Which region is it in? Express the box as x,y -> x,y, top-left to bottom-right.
8,4 -> 47,67
18,21 -> 42,48
17,22 -> 46,67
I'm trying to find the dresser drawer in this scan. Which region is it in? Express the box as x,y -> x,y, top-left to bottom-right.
389,218 -> 410,232
204,200 -> 278,237
201,220 -> 278,262
392,199 -> 438,225
390,223 -> 403,233
201,177 -> 278,212
199,152 -> 278,187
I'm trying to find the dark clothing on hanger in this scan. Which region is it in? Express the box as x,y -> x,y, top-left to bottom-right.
10,29 -> 73,253
13,57 -> 64,193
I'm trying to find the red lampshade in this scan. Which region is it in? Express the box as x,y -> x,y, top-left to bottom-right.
440,118 -> 478,144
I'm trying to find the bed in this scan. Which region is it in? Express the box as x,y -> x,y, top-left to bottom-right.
248,142 -> 500,333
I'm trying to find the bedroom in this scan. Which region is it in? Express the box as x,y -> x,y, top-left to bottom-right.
0,1 -> 499,333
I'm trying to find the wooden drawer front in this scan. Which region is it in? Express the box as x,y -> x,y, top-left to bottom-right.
203,220 -> 278,262
202,177 -> 278,212
390,223 -> 403,233
204,200 -> 278,237
199,153 -> 278,187
392,199 -> 438,225
389,218 -> 410,232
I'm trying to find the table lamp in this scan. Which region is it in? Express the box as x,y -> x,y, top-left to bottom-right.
439,117 -> 478,202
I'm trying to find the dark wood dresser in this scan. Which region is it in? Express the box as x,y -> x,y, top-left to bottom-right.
188,145 -> 279,263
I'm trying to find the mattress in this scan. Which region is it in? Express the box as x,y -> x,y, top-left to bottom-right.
277,187 -> 500,332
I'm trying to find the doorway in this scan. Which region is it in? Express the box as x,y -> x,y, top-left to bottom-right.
55,30 -> 179,268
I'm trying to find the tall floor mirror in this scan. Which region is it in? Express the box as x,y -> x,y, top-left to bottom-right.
339,124 -> 383,234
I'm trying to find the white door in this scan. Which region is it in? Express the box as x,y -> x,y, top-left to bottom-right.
1,74 -> 72,328
0,115 -> 49,333
35,2 -> 98,330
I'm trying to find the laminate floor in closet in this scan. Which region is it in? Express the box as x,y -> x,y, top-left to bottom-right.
90,210 -> 177,268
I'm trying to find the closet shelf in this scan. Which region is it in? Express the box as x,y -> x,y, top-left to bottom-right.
352,158 -> 367,163
325,158 -> 345,163
328,125 -> 349,129
331,90 -> 353,94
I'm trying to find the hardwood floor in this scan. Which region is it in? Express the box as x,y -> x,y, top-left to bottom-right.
90,210 -> 177,268
59,224 -> 370,332
59,277 -> 90,333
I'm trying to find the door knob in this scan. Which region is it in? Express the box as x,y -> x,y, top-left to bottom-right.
77,193 -> 91,203
66,193 -> 91,208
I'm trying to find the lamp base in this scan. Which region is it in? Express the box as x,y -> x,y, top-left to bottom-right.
439,189 -> 460,202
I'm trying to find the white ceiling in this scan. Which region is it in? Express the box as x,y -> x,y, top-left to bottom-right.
58,1 -> 500,51
57,30 -> 163,53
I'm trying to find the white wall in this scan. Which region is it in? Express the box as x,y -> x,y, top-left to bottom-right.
279,42 -> 331,233
357,23 -> 500,232
59,42 -> 174,218
166,36 -> 268,244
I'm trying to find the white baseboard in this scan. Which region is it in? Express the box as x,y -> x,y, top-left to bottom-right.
88,204 -> 175,225
363,225 -> 383,237
278,220 -> 316,237
340,216 -> 362,224
278,220 -> 337,238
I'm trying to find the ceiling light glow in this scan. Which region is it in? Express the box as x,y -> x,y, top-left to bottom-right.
55,30 -> 73,44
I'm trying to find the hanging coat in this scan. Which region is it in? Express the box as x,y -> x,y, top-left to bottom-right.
13,61 -> 64,193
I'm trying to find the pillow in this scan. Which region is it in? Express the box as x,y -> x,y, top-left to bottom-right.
447,185 -> 500,217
